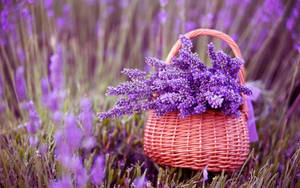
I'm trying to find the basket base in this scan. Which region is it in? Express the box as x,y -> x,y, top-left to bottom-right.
143,110 -> 250,172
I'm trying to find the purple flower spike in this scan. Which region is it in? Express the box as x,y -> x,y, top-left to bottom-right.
0,73 -> 3,99
41,77 -> 49,96
50,176 -> 73,188
82,136 -> 96,150
157,9 -> 168,24
159,0 -> 168,7
80,98 -> 92,111
49,52 -> 64,91
29,136 -> 39,146
61,155 -> 82,173
22,101 -> 41,134
52,111 -> 63,124
64,115 -> 83,152
76,165 -> 89,188
133,176 -> 147,188
25,121 -> 38,134
15,66 -> 27,102
91,155 -> 105,185
21,100 -> 34,111
80,98 -> 93,135
1,10 -> 9,32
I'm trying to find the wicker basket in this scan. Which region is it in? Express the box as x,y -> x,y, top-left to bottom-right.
143,28 -> 250,172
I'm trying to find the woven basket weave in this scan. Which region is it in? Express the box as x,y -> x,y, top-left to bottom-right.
143,28 -> 249,172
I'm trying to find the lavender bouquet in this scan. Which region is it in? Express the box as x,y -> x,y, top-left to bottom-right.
99,35 -> 251,120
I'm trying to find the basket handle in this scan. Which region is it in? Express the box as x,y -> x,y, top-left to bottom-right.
166,28 -> 245,85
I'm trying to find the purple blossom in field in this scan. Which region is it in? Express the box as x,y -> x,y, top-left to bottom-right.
76,165 -> 88,188
54,130 -> 71,157
157,9 -> 168,24
22,101 -> 41,134
29,136 -> 39,146
50,53 -> 64,91
200,13 -> 213,28
261,0 -> 283,23
119,0 -> 129,9
286,1 -> 300,51
48,91 -> 66,111
133,176 -> 147,188
176,0 -> 184,6
159,0 -> 168,7
25,121 -> 39,134
27,0 -> 35,3
39,143 -> 48,154
42,49 -> 67,113
0,102 -> 5,112
44,0 -> 54,17
79,98 -> 93,135
55,4 -> 73,31
41,86 -> 66,112
17,48 -> 25,63
99,35 -> 251,120
185,21 -> 196,32
64,115 -> 83,152
44,0 -> 53,9
21,7 -> 33,36
50,176 -> 72,188
0,73 -> 4,98
85,0 -> 96,6
21,100 -> 34,111
90,155 -> 105,185
15,66 -> 27,101
61,155 -> 82,173
56,155 -> 88,187
1,10 -> 10,31
41,77 -> 49,96
82,136 -> 96,150
286,2 -> 299,30
52,111 -> 63,124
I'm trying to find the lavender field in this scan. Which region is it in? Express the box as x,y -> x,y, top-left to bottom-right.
0,0 -> 300,187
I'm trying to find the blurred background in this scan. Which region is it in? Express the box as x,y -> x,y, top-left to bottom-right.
0,0 -> 299,187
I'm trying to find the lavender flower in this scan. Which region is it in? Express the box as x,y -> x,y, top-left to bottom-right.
41,77 -> 49,97
49,53 -> 64,91
29,136 -> 39,146
0,73 -> 4,99
21,7 -> 33,36
76,166 -> 88,188
0,73 -> 6,113
132,176 -> 147,188
157,9 -> 168,24
91,155 -> 105,185
15,66 -> 27,101
64,115 -> 83,152
1,10 -> 10,32
50,176 -> 73,188
79,98 -> 93,135
81,136 -> 96,150
41,73 -> 65,112
185,21 -> 197,32
159,0 -> 168,7
99,35 -> 251,120
22,101 -> 41,134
